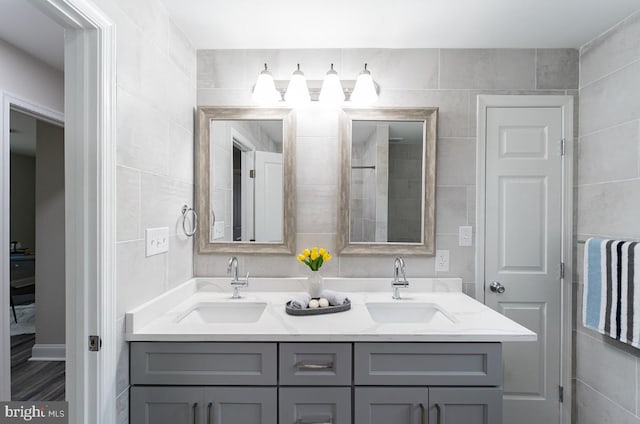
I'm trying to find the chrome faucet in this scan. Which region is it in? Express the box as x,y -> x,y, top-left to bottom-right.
227,256 -> 249,299
391,256 -> 409,299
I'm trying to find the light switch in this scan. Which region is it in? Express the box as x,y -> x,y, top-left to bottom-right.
459,226 -> 473,247
213,221 -> 225,240
145,227 -> 169,257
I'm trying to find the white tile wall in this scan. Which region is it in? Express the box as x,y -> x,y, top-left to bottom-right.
195,48 -> 578,293
93,0 -> 197,412
576,9 -> 640,423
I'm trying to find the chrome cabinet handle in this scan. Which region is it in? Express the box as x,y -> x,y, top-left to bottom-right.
295,361 -> 334,370
192,402 -> 198,424
419,403 -> 427,424
295,418 -> 332,424
489,281 -> 506,293
207,402 -> 212,424
435,403 -> 444,424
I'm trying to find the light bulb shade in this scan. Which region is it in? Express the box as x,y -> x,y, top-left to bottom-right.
351,69 -> 378,106
252,69 -> 281,104
284,66 -> 310,105
319,71 -> 345,104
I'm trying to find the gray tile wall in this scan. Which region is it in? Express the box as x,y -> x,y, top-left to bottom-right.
576,10 -> 640,424
92,0 -> 196,422
195,48 -> 578,298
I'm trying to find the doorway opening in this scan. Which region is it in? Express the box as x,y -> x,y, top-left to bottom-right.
9,107 -> 65,400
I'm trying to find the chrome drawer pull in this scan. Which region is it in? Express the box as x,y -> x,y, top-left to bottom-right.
295,417 -> 332,424
419,403 -> 427,424
295,361 -> 333,370
192,402 -> 198,424
207,402 -> 212,424
435,403 -> 444,424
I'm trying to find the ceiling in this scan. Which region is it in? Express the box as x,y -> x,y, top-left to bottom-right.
1,0 -> 639,73
0,0 -> 64,70
163,0 -> 640,49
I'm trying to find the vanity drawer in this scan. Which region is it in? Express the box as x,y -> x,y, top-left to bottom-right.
279,343 -> 352,386
279,387 -> 351,424
130,342 -> 277,386
354,342 -> 502,386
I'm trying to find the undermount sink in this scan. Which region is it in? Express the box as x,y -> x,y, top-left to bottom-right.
366,302 -> 454,324
176,302 -> 267,324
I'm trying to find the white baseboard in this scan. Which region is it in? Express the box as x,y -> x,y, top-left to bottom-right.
30,343 -> 66,362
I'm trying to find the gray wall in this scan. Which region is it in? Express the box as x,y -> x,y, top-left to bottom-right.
195,48 -> 578,297
10,153 -> 35,251
34,120 -> 64,346
575,10 -> 640,424
91,0 -> 197,421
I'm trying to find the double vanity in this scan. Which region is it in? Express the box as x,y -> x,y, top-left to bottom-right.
126,277 -> 535,424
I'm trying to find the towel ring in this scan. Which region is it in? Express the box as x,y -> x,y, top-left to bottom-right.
181,204 -> 198,237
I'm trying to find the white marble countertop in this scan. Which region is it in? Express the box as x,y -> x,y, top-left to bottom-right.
125,277 -> 536,342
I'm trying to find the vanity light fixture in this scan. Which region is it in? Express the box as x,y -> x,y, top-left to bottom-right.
350,63 -> 378,105
252,63 -> 379,106
319,63 -> 345,104
284,64 -> 311,105
252,63 -> 281,105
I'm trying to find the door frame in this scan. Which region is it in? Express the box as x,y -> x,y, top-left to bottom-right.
475,95 -> 573,424
0,1 -> 116,423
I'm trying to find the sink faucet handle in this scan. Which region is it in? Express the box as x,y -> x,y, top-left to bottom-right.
244,271 -> 250,287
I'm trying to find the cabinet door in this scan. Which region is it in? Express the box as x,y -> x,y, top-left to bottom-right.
354,387 -> 428,424
204,387 -> 277,424
130,387 -> 203,424
279,387 -> 351,424
428,388 -> 502,424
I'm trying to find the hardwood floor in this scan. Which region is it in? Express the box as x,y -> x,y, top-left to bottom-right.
11,333 -> 65,401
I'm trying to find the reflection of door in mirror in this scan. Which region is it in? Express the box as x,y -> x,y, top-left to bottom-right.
350,120 -> 423,243
210,120 -> 283,243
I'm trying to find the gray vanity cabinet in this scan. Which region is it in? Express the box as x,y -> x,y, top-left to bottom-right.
130,341 -> 503,424
130,387 -> 276,424
354,387 -> 428,424
130,387 -> 204,424
428,387 -> 502,424
204,387 -> 277,424
279,387 -> 351,424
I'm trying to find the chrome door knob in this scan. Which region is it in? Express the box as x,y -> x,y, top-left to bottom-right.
490,281 -> 506,293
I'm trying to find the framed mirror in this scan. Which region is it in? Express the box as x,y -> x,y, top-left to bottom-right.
196,107 -> 296,254
338,108 -> 437,255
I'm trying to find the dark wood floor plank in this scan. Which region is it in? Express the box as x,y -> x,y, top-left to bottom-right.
10,334 -> 65,401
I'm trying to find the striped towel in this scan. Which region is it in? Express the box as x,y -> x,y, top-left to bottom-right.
583,238 -> 640,348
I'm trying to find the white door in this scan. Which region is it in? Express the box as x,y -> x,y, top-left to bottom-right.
484,106 -> 564,423
254,151 -> 283,242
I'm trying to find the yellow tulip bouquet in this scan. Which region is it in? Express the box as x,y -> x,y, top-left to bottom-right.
297,246 -> 332,271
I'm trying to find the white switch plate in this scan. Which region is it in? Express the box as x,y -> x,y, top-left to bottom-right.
213,221 -> 225,240
435,250 -> 450,272
145,227 -> 169,257
459,226 -> 473,247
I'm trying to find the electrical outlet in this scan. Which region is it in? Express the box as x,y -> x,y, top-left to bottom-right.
459,226 -> 473,247
145,227 -> 169,257
435,250 -> 450,272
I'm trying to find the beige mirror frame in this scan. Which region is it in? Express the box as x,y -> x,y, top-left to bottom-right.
196,107 -> 296,254
338,107 -> 438,255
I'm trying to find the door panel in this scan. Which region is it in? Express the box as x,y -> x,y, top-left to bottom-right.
130,387 -> 203,424
205,387 -> 276,424
428,387 -> 502,424
254,151 -> 283,242
354,387 -> 427,424
484,107 -> 562,424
